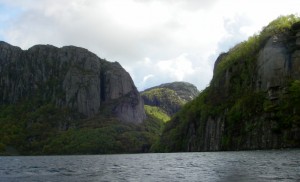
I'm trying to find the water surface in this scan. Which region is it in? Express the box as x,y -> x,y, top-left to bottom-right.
0,149 -> 299,181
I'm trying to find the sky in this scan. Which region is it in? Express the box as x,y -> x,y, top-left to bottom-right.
0,0 -> 299,91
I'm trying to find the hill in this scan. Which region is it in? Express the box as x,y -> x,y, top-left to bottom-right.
141,82 -> 199,118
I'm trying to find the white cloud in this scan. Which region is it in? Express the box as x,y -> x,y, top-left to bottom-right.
156,54 -> 194,81
132,54 -> 212,91
143,74 -> 154,82
0,0 -> 299,91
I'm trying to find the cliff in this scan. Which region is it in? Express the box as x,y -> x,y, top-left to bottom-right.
158,15 -> 300,152
0,41 -> 145,123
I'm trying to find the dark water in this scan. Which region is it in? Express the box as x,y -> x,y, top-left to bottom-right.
0,150 -> 299,182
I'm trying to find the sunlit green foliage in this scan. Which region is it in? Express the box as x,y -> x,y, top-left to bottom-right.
261,14 -> 300,36
215,14 -> 300,78
144,105 -> 170,123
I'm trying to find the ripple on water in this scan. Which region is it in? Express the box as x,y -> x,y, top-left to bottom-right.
0,149 -> 299,182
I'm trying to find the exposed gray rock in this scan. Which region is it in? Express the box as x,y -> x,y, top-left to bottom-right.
143,81 -> 199,102
114,90 -> 146,124
291,50 -> 300,78
256,27 -> 300,101
203,116 -> 225,151
103,62 -> 135,100
257,35 -> 289,91
157,82 -> 199,101
0,41 -> 145,123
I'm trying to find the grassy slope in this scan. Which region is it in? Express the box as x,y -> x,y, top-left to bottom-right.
144,105 -> 170,123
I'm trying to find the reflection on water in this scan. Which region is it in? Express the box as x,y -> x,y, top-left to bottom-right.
0,149 -> 299,181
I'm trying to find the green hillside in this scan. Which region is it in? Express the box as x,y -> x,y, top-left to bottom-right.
141,82 -> 199,117
144,105 -> 170,123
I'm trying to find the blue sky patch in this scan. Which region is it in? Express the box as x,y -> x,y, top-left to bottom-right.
0,3 -> 23,41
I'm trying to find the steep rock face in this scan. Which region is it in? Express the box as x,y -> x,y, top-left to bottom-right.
257,35 -> 290,91
204,25 -> 300,150
114,89 -> 146,124
61,46 -> 102,117
159,17 -> 300,152
102,62 -> 135,100
0,41 -> 145,123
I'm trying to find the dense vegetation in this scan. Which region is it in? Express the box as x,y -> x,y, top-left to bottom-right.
1,82 -> 201,155
0,101 -> 163,155
144,105 -> 170,123
157,15 -> 300,152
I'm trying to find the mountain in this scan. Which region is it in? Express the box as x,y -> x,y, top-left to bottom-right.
0,42 -> 159,155
141,82 -> 199,118
158,15 -> 300,152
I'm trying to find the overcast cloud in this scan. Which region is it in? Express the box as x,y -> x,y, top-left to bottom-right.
0,0 -> 299,91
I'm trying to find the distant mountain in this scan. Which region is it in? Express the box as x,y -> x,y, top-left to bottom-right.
141,82 -> 199,121
144,82 -> 199,103
158,15 -> 300,152
0,42 -> 161,155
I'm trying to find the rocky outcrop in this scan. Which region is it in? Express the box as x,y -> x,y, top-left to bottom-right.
0,41 -> 145,123
257,35 -> 290,91
144,82 -> 199,101
256,24 -> 300,101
